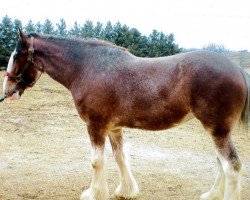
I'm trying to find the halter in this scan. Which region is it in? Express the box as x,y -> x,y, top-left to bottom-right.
0,36 -> 42,102
4,36 -> 36,87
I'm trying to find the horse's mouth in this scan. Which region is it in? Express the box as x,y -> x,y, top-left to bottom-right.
9,91 -> 21,100
4,88 -> 21,100
0,90 -> 20,102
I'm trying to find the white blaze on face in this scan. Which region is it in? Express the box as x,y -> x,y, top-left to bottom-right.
3,49 -> 21,100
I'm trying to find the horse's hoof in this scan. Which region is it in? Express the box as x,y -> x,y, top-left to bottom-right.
112,193 -> 138,200
80,188 -> 95,200
80,188 -> 109,200
200,191 -> 223,200
112,185 -> 139,200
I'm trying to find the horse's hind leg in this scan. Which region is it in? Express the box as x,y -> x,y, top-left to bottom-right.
81,123 -> 109,200
200,157 -> 225,199
201,130 -> 241,200
215,134 -> 241,200
108,128 -> 139,199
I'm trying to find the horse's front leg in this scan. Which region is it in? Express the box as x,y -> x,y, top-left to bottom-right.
81,123 -> 109,200
108,128 -> 139,199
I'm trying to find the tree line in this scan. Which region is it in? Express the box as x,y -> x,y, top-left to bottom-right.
0,16 -> 181,68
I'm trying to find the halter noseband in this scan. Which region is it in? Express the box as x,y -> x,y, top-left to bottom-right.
4,36 -> 35,87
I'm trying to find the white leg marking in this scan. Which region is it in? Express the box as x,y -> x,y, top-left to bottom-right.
216,151 -> 241,200
200,158 -> 225,200
81,147 -> 109,200
113,149 -> 139,199
109,131 -> 139,199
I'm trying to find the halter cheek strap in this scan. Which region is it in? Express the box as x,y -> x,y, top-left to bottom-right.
4,37 -> 35,84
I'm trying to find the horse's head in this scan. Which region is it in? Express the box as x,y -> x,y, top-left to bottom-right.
3,29 -> 41,100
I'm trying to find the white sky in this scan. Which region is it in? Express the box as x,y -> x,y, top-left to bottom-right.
1,0 -> 250,51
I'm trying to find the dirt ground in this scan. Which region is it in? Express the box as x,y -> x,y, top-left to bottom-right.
0,72 -> 249,200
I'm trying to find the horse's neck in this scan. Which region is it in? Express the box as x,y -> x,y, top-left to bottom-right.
34,37 -> 131,90
35,40 -> 78,90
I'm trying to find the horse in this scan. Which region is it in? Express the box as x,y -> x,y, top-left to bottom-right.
2,29 -> 249,200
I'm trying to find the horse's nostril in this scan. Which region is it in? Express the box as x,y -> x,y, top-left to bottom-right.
4,87 -> 17,97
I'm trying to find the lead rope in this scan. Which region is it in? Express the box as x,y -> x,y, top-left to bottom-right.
19,36 -> 35,76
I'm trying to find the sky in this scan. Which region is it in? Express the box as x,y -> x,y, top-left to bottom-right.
1,0 -> 250,51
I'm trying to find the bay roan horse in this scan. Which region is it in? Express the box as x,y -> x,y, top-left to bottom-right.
2,30 -> 250,200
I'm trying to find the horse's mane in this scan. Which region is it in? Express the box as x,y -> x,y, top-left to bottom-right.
26,33 -> 131,70
28,33 -> 127,52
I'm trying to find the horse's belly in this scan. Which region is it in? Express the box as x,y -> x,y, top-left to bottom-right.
120,112 -> 194,131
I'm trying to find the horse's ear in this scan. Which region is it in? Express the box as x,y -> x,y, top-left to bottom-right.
18,28 -> 27,43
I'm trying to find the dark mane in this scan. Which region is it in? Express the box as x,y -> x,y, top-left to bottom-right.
28,33 -> 127,52
28,32 -> 41,38
25,33 -> 132,72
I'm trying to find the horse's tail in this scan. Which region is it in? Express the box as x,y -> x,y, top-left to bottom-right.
240,70 -> 250,128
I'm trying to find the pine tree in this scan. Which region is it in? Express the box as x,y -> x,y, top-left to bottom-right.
147,30 -> 180,57
103,21 -> 115,42
25,20 -> 36,33
81,20 -> 94,38
0,17 -> 182,67
35,22 -> 43,34
56,19 -> 67,36
127,28 -> 149,57
42,19 -> 54,34
94,22 -> 103,39
0,16 -> 15,67
13,19 -> 22,43
113,22 -> 129,47
69,21 -> 81,37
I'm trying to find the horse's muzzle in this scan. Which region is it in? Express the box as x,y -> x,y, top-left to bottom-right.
0,95 -> 5,102
0,87 -> 19,102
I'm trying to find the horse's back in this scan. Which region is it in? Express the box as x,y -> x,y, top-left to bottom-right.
113,51 -> 247,130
